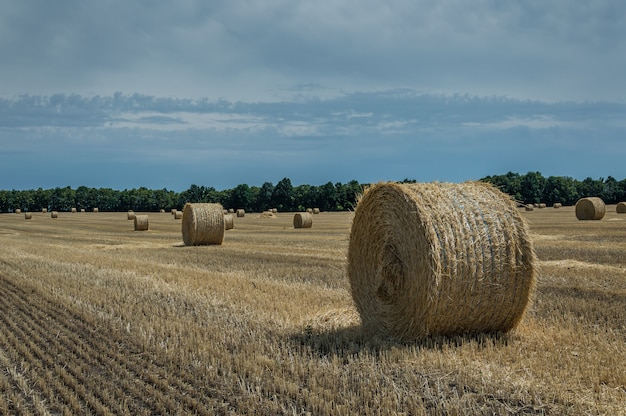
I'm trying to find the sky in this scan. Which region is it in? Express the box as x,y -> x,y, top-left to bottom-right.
1,0 -> 625,191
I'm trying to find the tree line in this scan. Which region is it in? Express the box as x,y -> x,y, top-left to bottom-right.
1,172 -> 624,213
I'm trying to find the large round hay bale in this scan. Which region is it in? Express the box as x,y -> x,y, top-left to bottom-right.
575,197 -> 605,220
127,210 -> 135,220
347,181 -> 537,340
50,211 -> 58,218
293,212 -> 313,228
224,213 -> 234,230
134,215 -> 149,231
616,202 -> 626,213
24,212 -> 32,220
236,209 -> 245,218
182,203 -> 225,246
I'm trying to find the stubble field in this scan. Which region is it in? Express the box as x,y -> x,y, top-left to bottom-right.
0,206 -> 624,415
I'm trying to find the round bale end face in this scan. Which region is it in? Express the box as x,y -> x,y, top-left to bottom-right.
182,203 -> 225,246
347,181 -> 537,341
293,212 -> 313,228
575,197 -> 606,220
134,215 -> 149,231
616,202 -> 626,213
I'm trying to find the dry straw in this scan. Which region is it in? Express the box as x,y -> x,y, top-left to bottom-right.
293,212 -> 313,228
93,208 -> 99,213
347,181 -> 537,341
51,211 -> 58,218
24,212 -> 32,220
71,207 -> 77,213
171,209 -> 177,215
616,202 -> 626,213
524,204 -> 534,211
174,210 -> 183,219
553,203 -> 562,209
42,208 -> 47,213
182,203 -> 225,246
127,210 -> 135,220
575,197 -> 605,220
15,209 -> 21,214
224,213 -> 234,230
313,208 -> 320,214
80,209 -> 85,213
306,208 -> 313,213
236,209 -> 245,218
134,215 -> 149,231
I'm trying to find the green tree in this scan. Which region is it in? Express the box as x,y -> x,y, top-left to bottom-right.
254,182 -> 274,212
520,172 -> 545,204
272,177 -> 294,211
230,184 -> 252,212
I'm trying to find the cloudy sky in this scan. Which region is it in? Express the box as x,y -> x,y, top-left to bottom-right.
1,1 -> 625,191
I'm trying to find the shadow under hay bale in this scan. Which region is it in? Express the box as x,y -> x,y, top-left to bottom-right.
182,203 -> 224,246
575,197 -> 605,220
347,181 -> 537,341
134,215 -> 149,231
293,212 -> 313,228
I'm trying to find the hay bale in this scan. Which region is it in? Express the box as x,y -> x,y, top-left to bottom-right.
15,209 -> 21,214
347,181 -> 537,340
160,209 -> 165,213
616,202 -> 626,213
80,209 -> 85,213
271,208 -> 278,213
182,203 -> 225,246
259,211 -> 277,219
553,203 -> 562,209
171,209 -> 177,215
174,210 -> 183,219
134,215 -> 149,231
236,209 -> 245,218
306,208 -> 313,213
127,210 -> 136,220
93,208 -> 99,213
50,211 -> 58,218
24,212 -> 32,220
224,213 -> 234,230
313,208 -> 320,214
71,207 -> 77,213
42,208 -> 47,213
575,197 -> 605,220
293,212 -> 313,228
524,204 -> 534,211
228,208 -> 235,214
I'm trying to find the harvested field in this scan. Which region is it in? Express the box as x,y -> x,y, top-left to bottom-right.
0,206 -> 624,415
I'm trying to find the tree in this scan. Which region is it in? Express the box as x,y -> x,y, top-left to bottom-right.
254,182 -> 274,212
520,172 -> 545,204
272,177 -> 294,211
230,184 -> 252,212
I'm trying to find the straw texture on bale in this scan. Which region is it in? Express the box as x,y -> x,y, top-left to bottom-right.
224,213 -> 234,230
24,212 -> 32,220
347,181 -> 537,341
134,215 -> 149,231
236,209 -> 245,218
174,210 -> 183,219
293,212 -> 313,229
182,203 -> 225,246
127,210 -> 135,220
51,211 -> 58,218
616,202 -> 626,213
575,197 -> 605,220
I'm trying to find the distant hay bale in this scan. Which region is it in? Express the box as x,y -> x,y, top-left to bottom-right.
228,208 -> 235,214
271,208 -> 278,213
347,181 -> 537,341
575,197 -> 605,220
25,212 -> 32,220
293,212 -> 313,228
71,207 -> 77,213
236,209 -> 245,218
553,203 -> 562,209
15,209 -> 21,214
80,208 -> 85,213
127,210 -> 135,220
174,210 -> 183,219
538,203 -> 546,208
306,208 -> 313,213
93,208 -> 99,213
50,211 -> 58,218
524,204 -> 534,211
42,208 -> 47,213
134,215 -> 149,231
182,203 -> 225,246
313,208 -> 320,214
259,211 -> 277,219
171,209 -> 177,215
160,209 -> 165,213
224,213 -> 234,230
616,202 -> 626,213
223,209 -> 228,215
